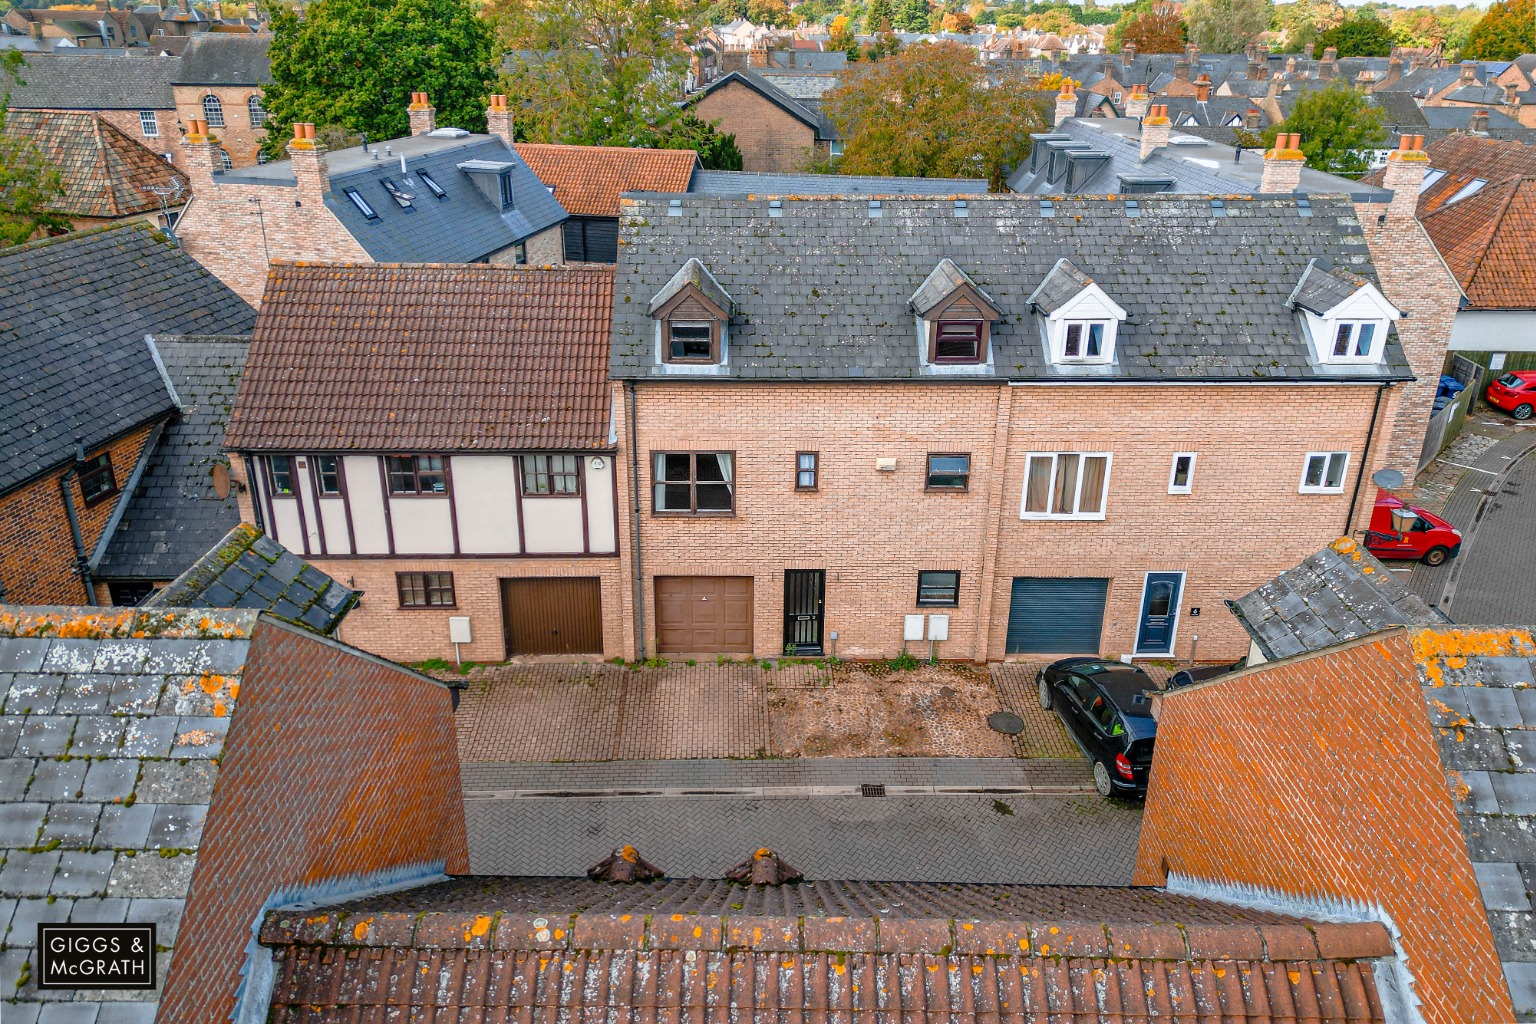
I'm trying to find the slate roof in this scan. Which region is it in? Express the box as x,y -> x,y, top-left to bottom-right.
1227,538 -> 1449,662
610,193 -> 1413,383
96,336 -> 249,583
0,605 -> 256,1024
3,110 -> 185,219
515,143 -> 698,218
225,262 -> 615,452
1287,258 -> 1379,315
170,31 -> 269,84
1422,177 -> 1536,309
687,169 -> 991,196
696,70 -> 825,134
259,877 -> 1395,1023
3,51 -> 177,109
1026,257 -> 1094,315
0,223 -> 257,495
146,524 -> 358,634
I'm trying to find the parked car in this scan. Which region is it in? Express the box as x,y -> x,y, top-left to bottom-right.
1486,371 -> 1536,420
1036,657 -> 1157,798
1166,658 -> 1246,690
1363,494 -> 1462,566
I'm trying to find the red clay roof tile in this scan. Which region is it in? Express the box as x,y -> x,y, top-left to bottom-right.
515,144 -> 698,218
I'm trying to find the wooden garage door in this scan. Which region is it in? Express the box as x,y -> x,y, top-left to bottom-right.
655,576 -> 753,654
500,577 -> 603,655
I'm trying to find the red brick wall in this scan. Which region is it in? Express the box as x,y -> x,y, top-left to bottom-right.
159,618 -> 468,1024
173,85 -> 268,168
0,423 -> 157,604
693,81 -> 817,172
1133,633 -> 1513,1024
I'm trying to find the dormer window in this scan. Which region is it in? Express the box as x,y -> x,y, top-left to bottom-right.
666,321 -> 717,363
934,320 -> 983,363
1287,259 -> 1401,367
1332,322 -> 1376,359
1063,322 -> 1106,360
649,258 -> 733,370
1028,258 -> 1127,367
910,259 -> 1002,372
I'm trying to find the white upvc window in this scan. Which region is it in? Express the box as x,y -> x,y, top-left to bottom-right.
1062,321 -> 1109,360
1329,321 -> 1382,361
1299,451 -> 1349,494
1168,452 -> 1196,494
1021,452 -> 1112,520
139,110 -> 159,137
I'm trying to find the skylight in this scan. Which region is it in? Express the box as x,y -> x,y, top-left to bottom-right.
418,170 -> 447,198
344,188 -> 378,219
381,179 -> 415,208
1419,168 -> 1446,193
1446,178 -> 1488,204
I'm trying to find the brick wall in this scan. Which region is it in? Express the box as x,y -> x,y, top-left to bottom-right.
1133,633 -> 1514,1024
158,617 -> 468,1023
693,80 -> 817,172
0,422 -> 158,604
173,85 -> 268,167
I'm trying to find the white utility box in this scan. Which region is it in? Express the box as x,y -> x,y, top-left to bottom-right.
927,614 -> 950,641
903,614 -> 925,641
448,616 -> 473,644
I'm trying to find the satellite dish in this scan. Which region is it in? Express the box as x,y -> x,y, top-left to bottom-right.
211,463 -> 232,500
1372,468 -> 1405,491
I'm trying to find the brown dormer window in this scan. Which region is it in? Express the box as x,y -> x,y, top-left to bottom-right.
933,320 -> 984,363
665,319 -> 719,363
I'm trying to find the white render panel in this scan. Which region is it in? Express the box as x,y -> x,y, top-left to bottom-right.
294,460 -> 322,554
345,456 -> 390,554
389,498 -> 455,554
521,496 -> 586,553
318,497 -> 351,554
269,498 -> 303,549
585,457 -> 617,554
453,456 -> 522,554
1449,309 -> 1536,353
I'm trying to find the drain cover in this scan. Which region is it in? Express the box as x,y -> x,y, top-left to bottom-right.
860,783 -> 887,798
988,711 -> 1025,736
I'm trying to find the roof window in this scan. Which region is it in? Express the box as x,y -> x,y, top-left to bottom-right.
769,199 -> 782,219
344,188 -> 378,220
1296,196 -> 1313,217
1446,178 -> 1487,204
1125,199 -> 1140,218
381,178 -> 414,208
668,198 -> 683,217
868,199 -> 883,219
418,170 -> 447,198
953,199 -> 968,218
1419,168 -> 1445,193
1210,198 -> 1226,218
1039,199 -> 1055,218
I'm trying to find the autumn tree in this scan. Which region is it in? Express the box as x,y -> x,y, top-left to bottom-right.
746,0 -> 790,26
1263,82 -> 1384,178
1112,1 -> 1187,53
821,41 -> 1048,188
1387,7 -> 1445,51
829,12 -> 857,48
1318,13 -> 1394,57
1270,0 -> 1344,50
1183,0 -> 1270,53
0,53 -> 68,246
1463,0 -> 1536,61
941,9 -> 974,31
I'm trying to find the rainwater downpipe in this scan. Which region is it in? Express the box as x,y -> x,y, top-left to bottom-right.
1345,382 -> 1390,536
626,381 -> 646,661
58,447 -> 97,606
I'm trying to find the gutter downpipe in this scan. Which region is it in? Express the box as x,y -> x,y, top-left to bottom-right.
1346,382 -> 1390,536
626,381 -> 646,661
58,454 -> 97,606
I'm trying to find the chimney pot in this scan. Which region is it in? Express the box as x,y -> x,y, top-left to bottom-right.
292,123 -> 304,141
1260,132 -> 1305,194
303,123 -> 315,140
1140,105 -> 1171,160
407,91 -> 436,136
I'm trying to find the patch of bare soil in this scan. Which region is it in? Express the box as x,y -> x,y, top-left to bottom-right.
769,663 -> 1015,757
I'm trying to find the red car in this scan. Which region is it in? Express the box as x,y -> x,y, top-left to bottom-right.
1486,371 -> 1536,420
1364,495 -> 1462,566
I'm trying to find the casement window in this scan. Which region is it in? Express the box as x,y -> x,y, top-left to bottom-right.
1063,322 -> 1106,360
1022,452 -> 1111,520
418,171 -> 447,198
916,570 -> 960,607
1330,322 -> 1378,359
653,452 -> 734,514
345,188 -> 378,219
520,454 -> 580,496
513,241 -> 527,265
1299,451 -> 1349,494
664,321 -> 718,363
795,452 -> 818,490
218,148 -> 233,171
381,178 -> 414,208
201,94 -> 224,128
78,453 -> 118,506
247,94 -> 266,127
397,571 -> 455,608
138,110 -> 159,137
267,455 -> 295,496
933,320 -> 983,364
498,172 -> 515,209
1168,453 -> 1196,495
386,455 -> 448,496
925,453 -> 971,491
314,455 -> 342,496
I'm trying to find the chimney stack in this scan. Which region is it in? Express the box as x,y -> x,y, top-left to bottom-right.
1054,81 -> 1077,127
1381,134 -> 1427,219
1460,59 -> 1478,84
1469,108 -> 1490,134
485,93 -> 513,146
1140,104 -> 1170,160
1304,42 -> 1314,62
286,122 -> 330,203
1260,131 -> 1305,193
180,117 -> 222,191
1286,56 -> 1296,76
1174,57 -> 1190,82
407,91 -> 436,136
1194,73 -> 1211,102
1122,42 -> 1136,73
1244,106 -> 1262,130
1125,83 -> 1150,120
1320,46 -> 1337,79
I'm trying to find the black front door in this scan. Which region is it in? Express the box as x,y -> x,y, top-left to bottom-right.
783,570 -> 825,655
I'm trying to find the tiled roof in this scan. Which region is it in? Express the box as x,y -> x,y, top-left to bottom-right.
610,193 -> 1414,383
1227,538 -> 1449,661
96,335 -> 249,582
688,169 -> 991,196
258,878 -> 1394,1023
3,109 -> 186,219
3,52 -> 178,109
0,223 -> 257,494
146,524 -> 358,634
515,143 -> 698,218
0,605 -> 257,1024
1365,133 -> 1536,211
1421,177 -> 1536,308
1287,258 -> 1374,315
225,262 -> 615,452
171,31 -> 269,84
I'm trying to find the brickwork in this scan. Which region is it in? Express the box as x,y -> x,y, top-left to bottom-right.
159,617 -> 469,1024
0,422 -> 158,604
173,85 -> 268,167
693,79 -> 817,172
1132,633 -> 1514,1024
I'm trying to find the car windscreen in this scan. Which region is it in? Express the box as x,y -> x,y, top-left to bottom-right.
1498,373 -> 1526,388
1072,662 -> 1123,676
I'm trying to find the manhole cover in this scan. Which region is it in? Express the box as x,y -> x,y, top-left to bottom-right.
988,711 -> 1025,735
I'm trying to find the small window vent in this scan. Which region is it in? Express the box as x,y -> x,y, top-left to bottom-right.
667,198 -> 683,217
1296,196 -> 1313,217
769,199 -> 782,219
1210,198 -> 1226,218
1039,199 -> 1055,218
868,199 -> 883,219
953,199 -> 968,218
1125,199 -> 1140,218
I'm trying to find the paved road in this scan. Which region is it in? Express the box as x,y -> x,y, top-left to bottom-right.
1441,443 -> 1536,624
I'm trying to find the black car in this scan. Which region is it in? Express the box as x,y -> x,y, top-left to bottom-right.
1166,658 -> 1246,691
1037,657 -> 1158,797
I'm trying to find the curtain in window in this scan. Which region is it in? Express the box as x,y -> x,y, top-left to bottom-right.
1025,456 -> 1052,513
1079,456 -> 1107,514
1052,454 -> 1080,515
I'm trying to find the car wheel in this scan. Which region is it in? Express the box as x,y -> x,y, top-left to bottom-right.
1092,760 -> 1113,797
1422,545 -> 1450,567
1515,403 -> 1534,421
1037,675 -> 1053,710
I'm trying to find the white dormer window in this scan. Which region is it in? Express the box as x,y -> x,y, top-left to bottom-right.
1288,259 -> 1401,367
1028,258 -> 1127,366
1063,322 -> 1107,360
909,259 -> 1002,374
1330,322 -> 1377,359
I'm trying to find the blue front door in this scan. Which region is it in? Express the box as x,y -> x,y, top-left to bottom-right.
1135,572 -> 1183,655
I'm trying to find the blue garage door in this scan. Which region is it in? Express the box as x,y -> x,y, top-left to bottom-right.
1006,577 -> 1110,654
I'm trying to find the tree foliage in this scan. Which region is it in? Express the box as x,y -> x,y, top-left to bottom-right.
261,0 -> 495,156
1270,0 -> 1344,50
1183,0 -> 1270,53
1463,0 -> 1536,61
639,112 -> 742,170
893,0 -> 932,31
1317,13 -> 1395,56
1112,1 -> 1187,53
1263,82 -> 1385,179
0,52 -> 70,246
865,0 -> 894,30
821,41 -> 1048,189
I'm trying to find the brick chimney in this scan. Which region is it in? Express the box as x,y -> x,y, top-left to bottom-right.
1140,104 -> 1170,160
485,93 -> 513,146
1320,46 -> 1337,79
1460,59 -> 1478,84
1383,52 -> 1403,88
1286,56 -> 1297,77
1469,108 -> 1490,134
1125,83 -> 1150,120
1245,41 -> 1257,62
1244,106 -> 1262,130
1054,82 -> 1077,127
180,118 -> 222,191
1174,57 -> 1191,82
1304,42 -> 1314,62
1381,134 -> 1427,219
1122,42 -> 1136,74
1194,73 -> 1211,102
1260,132 -> 1305,193
407,91 -> 436,136
286,122 -> 330,203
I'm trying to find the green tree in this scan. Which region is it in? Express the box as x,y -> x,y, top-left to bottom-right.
1387,8 -> 1445,51
865,0 -> 894,30
822,41 -> 1049,188
893,0 -> 930,31
1441,5 -> 1484,60
261,0 -> 494,157
1264,82 -> 1385,178
746,0 -> 790,26
1463,0 -> 1536,61
1270,0 -> 1343,50
1183,0 -> 1271,53
1317,13 -> 1394,56
639,113 -> 742,169
0,52 -> 69,245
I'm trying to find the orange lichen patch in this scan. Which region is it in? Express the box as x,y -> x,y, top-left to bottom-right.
229,682 -> 240,700
213,701 -> 228,718
1413,626 -> 1536,686
177,729 -> 216,746
1449,771 -> 1471,802
468,916 -> 493,940
200,673 -> 224,694
1329,537 -> 1363,561
352,920 -> 371,941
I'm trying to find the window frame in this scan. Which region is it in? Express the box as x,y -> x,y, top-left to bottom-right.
345,187 -> 379,220
1167,452 -> 1196,495
663,319 -> 721,365
380,178 -> 415,208
930,319 -> 985,365
217,148 -> 233,171
916,570 -> 960,607
138,110 -> 159,138
265,454 -> 295,497
418,170 -> 447,198
247,94 -> 267,127
925,453 -> 972,492
795,451 -> 819,491
396,571 -> 456,609
313,455 -> 344,497
1061,321 -> 1108,361
77,452 -> 118,507
519,453 -> 582,497
498,171 -> 515,209
1299,451 -> 1350,494
1326,320 -> 1380,362
201,93 -> 224,128
1020,451 -> 1113,521
650,451 -> 736,516
384,455 -> 450,497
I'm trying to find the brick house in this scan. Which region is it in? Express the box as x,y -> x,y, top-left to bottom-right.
691,70 -> 835,172
0,603 -> 467,1024
4,53 -> 181,167
607,187 -> 1446,664
0,224 -> 255,606
174,94 -> 568,305
223,262 -> 626,664
169,33 -> 271,168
